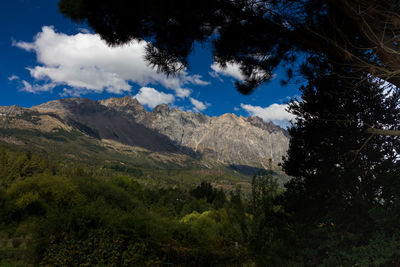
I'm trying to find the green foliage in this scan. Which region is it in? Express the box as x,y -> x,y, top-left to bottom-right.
0,128 -> 81,143
104,164 -> 143,177
7,174 -> 84,215
0,148 -> 53,185
0,146 -> 253,265
190,181 -> 226,208
0,259 -> 28,267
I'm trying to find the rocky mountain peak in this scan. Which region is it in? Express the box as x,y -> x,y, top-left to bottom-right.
153,104 -> 170,116
220,113 -> 237,119
98,95 -> 140,108
246,116 -> 289,136
98,96 -> 148,121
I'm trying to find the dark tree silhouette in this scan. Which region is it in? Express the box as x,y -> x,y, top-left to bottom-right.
59,0 -> 400,93
281,59 -> 400,264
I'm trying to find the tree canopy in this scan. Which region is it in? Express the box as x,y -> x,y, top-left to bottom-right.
280,58 -> 400,265
59,0 -> 400,94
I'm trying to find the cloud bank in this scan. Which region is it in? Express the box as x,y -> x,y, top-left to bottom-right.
14,26 -> 208,96
240,103 -> 296,128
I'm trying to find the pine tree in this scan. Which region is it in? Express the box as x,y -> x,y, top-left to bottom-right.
282,60 -> 400,264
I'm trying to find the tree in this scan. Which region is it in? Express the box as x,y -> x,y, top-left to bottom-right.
249,169 -> 289,265
281,59 -> 400,264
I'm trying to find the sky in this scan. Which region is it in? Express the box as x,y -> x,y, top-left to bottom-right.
0,0 -> 301,128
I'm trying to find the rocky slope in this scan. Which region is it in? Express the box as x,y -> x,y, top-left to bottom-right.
32,98 -> 180,153
100,96 -> 289,166
1,96 -> 290,168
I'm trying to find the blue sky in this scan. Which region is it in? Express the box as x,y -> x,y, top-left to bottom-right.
1,0 -> 301,127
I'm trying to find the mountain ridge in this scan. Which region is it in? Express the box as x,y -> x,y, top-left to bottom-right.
1,96 -> 290,168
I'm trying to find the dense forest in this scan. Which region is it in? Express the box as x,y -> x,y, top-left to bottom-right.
0,145 -> 272,266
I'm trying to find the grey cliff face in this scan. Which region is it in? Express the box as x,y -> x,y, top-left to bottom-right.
246,116 -> 290,138
143,108 -> 289,165
95,96 -> 289,165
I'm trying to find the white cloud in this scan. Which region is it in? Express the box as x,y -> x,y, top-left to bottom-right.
134,87 -> 175,109
14,26 -> 209,95
240,103 -> 296,128
20,80 -> 56,93
210,62 -> 244,81
174,88 -> 192,98
8,75 -> 19,81
185,74 -> 210,86
190,97 -> 210,112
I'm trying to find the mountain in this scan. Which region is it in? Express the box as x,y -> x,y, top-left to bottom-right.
32,97 -> 179,153
99,96 -> 289,167
0,96 -> 290,181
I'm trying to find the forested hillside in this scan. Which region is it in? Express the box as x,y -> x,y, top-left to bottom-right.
0,146 -> 277,266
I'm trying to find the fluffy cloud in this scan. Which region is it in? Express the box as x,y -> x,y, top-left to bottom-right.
21,80 -> 56,93
210,62 -> 244,81
190,97 -> 210,112
175,88 -> 192,98
14,26 -> 209,95
134,87 -> 175,109
240,103 -> 296,128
